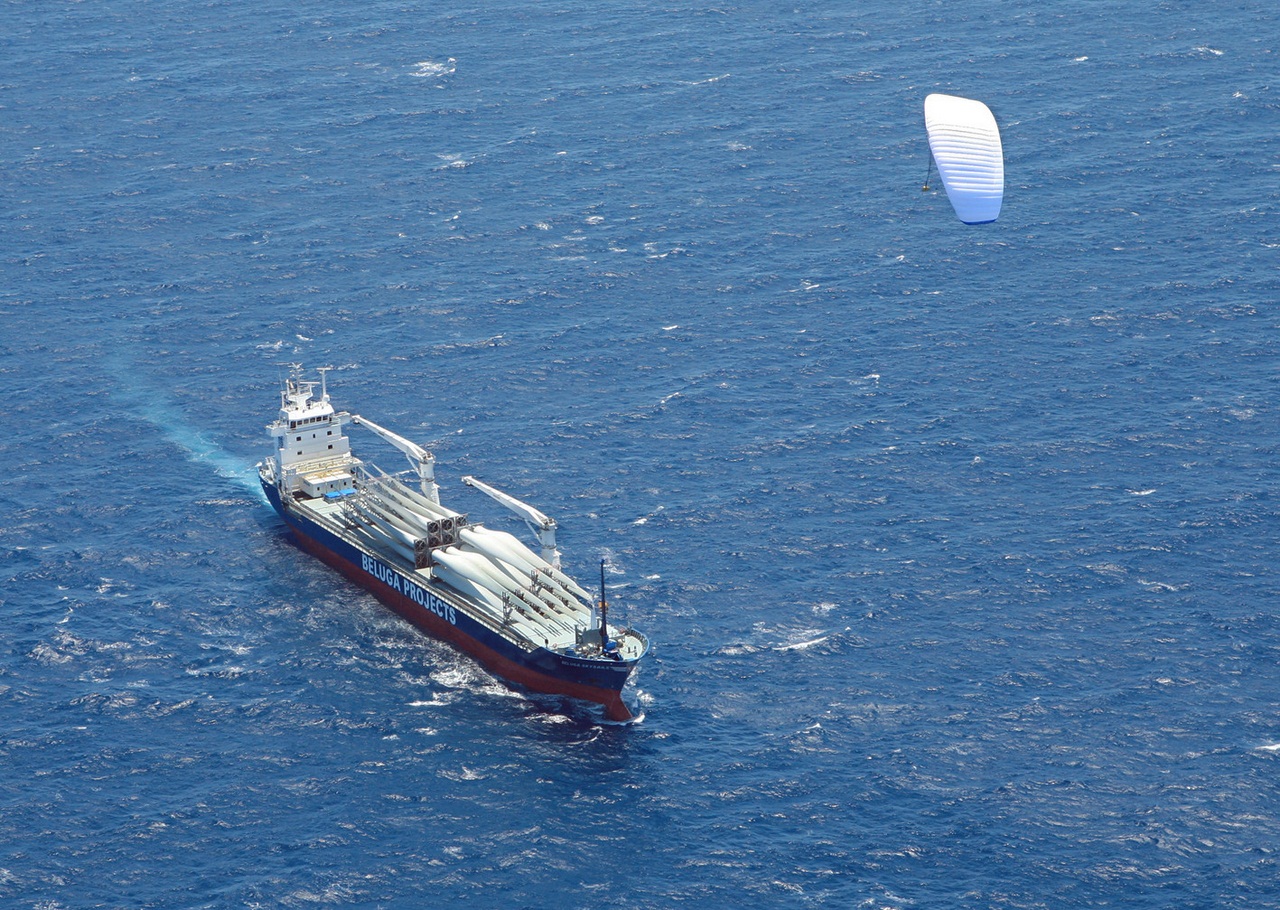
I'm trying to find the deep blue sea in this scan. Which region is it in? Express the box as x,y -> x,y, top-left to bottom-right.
3,1 -> 1278,907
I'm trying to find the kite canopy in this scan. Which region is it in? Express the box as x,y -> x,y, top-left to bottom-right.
924,93 -> 1004,224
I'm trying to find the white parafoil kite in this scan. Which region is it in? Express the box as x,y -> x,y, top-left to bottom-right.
923,93 -> 1004,224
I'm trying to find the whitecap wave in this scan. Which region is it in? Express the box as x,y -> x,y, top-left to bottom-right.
775,635 -> 828,652
410,58 -> 456,78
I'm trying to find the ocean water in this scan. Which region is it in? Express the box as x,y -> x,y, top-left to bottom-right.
3,1 -> 1278,907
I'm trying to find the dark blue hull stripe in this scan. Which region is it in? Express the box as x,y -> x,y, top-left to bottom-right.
263,479 -> 635,719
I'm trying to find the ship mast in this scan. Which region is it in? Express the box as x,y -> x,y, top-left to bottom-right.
599,558 -> 609,648
317,365 -> 332,404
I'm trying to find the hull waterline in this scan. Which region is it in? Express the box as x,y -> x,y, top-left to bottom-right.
258,368 -> 647,721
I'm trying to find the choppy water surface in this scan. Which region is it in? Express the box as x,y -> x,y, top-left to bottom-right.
3,1 -> 1278,907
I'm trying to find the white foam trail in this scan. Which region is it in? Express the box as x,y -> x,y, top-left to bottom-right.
156,420 -> 263,498
108,356 -> 264,499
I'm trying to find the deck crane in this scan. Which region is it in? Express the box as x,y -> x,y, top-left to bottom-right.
350,414 -> 440,503
459,475 -> 562,569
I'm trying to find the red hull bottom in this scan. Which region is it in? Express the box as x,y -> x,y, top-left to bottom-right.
289,526 -> 633,721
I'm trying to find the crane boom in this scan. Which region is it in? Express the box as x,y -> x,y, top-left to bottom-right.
460,475 -> 561,567
351,414 -> 440,503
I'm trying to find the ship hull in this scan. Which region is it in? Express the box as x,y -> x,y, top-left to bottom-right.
263,477 -> 638,720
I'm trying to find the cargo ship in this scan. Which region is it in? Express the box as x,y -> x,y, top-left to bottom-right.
258,366 -> 648,721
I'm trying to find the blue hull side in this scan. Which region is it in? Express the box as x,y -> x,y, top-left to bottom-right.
262,479 -> 637,719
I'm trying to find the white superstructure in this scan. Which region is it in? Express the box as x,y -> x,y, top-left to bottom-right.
263,367 -> 356,499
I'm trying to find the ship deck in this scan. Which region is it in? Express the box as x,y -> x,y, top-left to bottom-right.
289,493 -> 589,653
